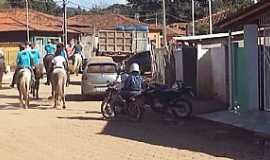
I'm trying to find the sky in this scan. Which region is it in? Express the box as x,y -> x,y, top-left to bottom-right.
67,0 -> 127,9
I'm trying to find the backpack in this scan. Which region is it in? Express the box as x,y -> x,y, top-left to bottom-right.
125,74 -> 142,91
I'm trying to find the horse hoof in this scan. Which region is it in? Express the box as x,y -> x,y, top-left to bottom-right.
63,106 -> 66,109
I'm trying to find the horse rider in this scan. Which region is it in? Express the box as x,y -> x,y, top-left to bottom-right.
10,44 -> 35,88
30,43 -> 41,79
30,43 -> 40,67
52,44 -> 68,75
72,41 -> 83,64
121,63 -> 144,99
44,40 -> 56,55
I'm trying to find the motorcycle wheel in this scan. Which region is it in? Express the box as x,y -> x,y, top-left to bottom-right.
150,98 -> 165,113
171,99 -> 192,118
101,95 -> 116,120
127,99 -> 144,122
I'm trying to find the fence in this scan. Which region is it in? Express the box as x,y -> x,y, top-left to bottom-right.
153,47 -> 176,86
0,43 -> 20,67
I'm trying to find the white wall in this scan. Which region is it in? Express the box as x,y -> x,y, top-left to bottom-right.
197,43 -> 227,103
211,46 -> 227,102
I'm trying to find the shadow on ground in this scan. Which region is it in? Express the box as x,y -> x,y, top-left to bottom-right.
58,109 -> 267,160
65,94 -> 103,101
69,81 -> 81,86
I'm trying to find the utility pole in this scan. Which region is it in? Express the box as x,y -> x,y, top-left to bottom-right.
162,0 -> 167,49
209,0 -> 213,34
26,0 -> 30,42
155,12 -> 158,27
63,0 -> 68,47
192,0 -> 195,36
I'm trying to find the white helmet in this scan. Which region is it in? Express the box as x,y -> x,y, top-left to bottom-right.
129,63 -> 140,73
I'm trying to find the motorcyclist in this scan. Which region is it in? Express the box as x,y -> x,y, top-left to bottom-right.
121,63 -> 143,99
10,44 -> 35,88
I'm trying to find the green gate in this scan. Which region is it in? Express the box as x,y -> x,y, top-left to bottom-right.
232,43 -> 248,111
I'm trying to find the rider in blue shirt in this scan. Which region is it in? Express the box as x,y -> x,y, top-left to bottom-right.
30,44 -> 40,66
44,40 -> 56,55
10,44 -> 34,88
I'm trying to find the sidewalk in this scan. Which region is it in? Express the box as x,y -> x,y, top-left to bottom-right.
198,110 -> 270,138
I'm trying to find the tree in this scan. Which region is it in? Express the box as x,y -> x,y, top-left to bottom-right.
125,0 -> 254,24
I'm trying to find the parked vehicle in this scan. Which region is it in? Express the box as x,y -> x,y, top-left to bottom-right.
135,81 -> 193,119
81,56 -> 119,96
98,29 -> 148,57
125,51 -> 152,75
101,79 -> 144,122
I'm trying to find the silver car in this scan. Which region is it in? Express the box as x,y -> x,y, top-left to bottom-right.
81,57 -> 119,96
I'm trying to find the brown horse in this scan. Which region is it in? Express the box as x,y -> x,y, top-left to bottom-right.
43,54 -> 54,85
31,64 -> 43,99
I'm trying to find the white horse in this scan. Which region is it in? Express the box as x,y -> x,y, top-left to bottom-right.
17,68 -> 31,109
73,54 -> 82,76
51,68 -> 67,109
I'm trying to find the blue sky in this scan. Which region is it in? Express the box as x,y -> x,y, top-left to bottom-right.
67,0 -> 127,9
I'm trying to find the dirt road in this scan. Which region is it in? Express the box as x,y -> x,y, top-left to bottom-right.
0,74 -> 268,160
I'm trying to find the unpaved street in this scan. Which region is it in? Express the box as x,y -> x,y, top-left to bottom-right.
0,74 -> 268,160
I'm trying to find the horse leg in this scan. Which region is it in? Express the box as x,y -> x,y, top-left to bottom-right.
62,95 -> 66,109
36,80 -> 40,99
0,71 -> 3,88
62,83 -> 66,109
25,94 -> 29,109
19,91 -> 24,108
53,91 -> 57,108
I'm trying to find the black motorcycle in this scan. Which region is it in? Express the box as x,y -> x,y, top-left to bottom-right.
101,81 -> 144,122
136,81 -> 193,119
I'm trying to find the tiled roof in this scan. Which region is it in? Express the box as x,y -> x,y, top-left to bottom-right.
0,9 -> 80,33
68,13 -> 142,33
217,0 -> 270,29
197,10 -> 232,26
149,24 -> 186,36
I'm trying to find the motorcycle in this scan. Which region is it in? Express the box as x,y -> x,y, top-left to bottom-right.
101,80 -> 144,122
136,81 -> 193,119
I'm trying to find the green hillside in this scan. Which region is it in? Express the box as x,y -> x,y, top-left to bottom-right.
0,0 -> 8,8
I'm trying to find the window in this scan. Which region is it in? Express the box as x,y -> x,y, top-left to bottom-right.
87,65 -> 101,73
87,64 -> 116,73
103,64 -> 116,73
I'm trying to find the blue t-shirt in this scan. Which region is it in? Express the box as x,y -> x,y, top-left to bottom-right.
31,48 -> 40,65
45,43 -> 56,54
60,50 -> 67,59
17,50 -> 32,68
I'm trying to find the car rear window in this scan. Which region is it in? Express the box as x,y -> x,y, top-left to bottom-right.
87,64 -> 116,73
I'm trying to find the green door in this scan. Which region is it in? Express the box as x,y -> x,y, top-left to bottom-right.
232,43 -> 248,111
